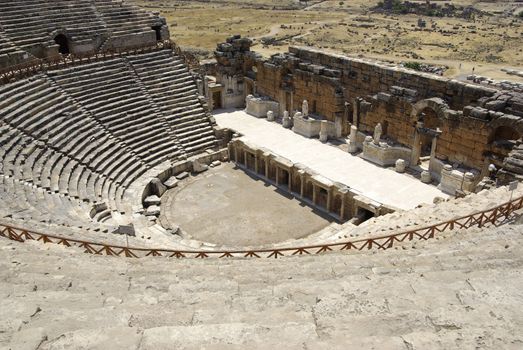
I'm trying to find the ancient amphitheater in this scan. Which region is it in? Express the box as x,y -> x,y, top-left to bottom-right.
1,1 -> 523,349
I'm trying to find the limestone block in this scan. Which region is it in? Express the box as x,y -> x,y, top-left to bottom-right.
292,113 -> 336,139
145,205 -> 161,217
362,140 -> 411,167
176,172 -> 189,180
112,224 -> 136,236
267,110 -> 274,121
245,95 -> 279,118
192,160 -> 209,173
395,159 -> 406,173
164,176 -> 179,189
150,178 -> 167,197
144,195 -> 161,206
421,171 -> 432,184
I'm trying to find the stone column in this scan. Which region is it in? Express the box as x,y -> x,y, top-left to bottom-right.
312,184 -> 317,206
326,188 -> 332,212
299,171 -> 305,197
290,91 -> 294,114
348,125 -> 358,153
254,154 -> 259,174
428,136 -> 438,173
340,194 -> 347,220
275,166 -> 280,186
234,146 -> 239,164
352,98 -> 360,126
410,130 -> 421,166
264,156 -> 269,178
288,170 -> 292,191
243,150 -> 248,167
335,115 -> 343,138
319,121 -> 328,143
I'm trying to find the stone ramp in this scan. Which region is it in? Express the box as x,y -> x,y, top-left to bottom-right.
1,222 -> 522,349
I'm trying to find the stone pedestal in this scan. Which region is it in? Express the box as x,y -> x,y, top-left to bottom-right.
267,110 -> 274,121
421,171 -> 432,184
348,125 -> 358,153
395,159 -> 406,173
282,113 -> 292,128
245,94 -> 279,118
438,165 -> 477,195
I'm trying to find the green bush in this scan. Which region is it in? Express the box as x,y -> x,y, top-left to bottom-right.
404,61 -> 422,71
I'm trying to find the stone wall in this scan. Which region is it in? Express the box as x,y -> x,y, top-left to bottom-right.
214,36 -> 523,177
228,139 -> 394,221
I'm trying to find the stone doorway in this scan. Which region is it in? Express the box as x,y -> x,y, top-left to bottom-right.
355,207 -> 374,224
151,26 -> 162,41
54,34 -> 70,55
410,98 -> 448,168
213,91 -> 222,109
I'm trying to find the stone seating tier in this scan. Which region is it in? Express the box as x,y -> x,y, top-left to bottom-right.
0,220 -> 521,349
0,0 -> 165,68
0,49 -> 217,232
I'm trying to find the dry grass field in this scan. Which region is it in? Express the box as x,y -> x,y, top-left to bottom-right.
131,0 -> 523,80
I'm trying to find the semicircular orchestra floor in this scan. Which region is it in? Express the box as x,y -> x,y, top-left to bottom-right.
161,163 -> 333,246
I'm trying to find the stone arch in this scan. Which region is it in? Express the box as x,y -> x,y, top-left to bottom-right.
410,97 -> 450,121
410,98 -> 449,166
487,116 -> 523,165
488,115 -> 523,138
54,33 -> 70,55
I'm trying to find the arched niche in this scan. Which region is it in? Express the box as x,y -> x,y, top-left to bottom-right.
487,116 -> 523,164
410,98 -> 449,166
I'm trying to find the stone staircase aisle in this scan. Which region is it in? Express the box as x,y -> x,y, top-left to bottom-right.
1,220 -> 522,349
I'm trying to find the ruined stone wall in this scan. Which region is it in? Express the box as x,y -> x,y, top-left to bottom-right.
287,46 -> 496,111
362,97 -> 491,168
214,37 -> 523,175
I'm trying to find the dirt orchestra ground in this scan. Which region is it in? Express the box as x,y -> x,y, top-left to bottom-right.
161,163 -> 333,246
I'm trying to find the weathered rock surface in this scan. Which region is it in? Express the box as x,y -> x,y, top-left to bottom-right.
0,220 -> 521,349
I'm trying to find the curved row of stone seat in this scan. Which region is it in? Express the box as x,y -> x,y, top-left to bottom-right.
0,29 -> 28,65
143,184 -> 523,252
0,0 -> 106,50
0,174 -> 100,229
1,220 -> 521,349
46,58 -> 182,167
0,76 -> 151,212
95,0 -> 160,37
331,185 -> 523,242
0,49 -> 217,236
127,50 -> 218,155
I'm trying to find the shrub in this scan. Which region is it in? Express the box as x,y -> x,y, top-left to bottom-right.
404,61 -> 422,71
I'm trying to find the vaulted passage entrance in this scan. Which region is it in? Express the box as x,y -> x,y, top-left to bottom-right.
54,34 -> 70,55
151,25 -> 162,41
